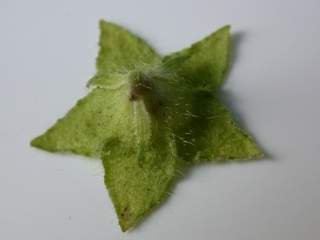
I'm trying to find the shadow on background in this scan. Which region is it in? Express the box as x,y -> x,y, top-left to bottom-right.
221,31 -> 272,159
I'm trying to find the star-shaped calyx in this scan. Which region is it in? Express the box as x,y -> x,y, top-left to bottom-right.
31,20 -> 262,231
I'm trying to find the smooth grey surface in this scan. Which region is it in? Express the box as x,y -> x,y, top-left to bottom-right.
1,0 -> 319,239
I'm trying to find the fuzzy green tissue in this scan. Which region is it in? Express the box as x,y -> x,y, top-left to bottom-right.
31,20 -> 262,231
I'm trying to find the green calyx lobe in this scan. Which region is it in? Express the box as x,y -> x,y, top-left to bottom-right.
31,20 -> 263,231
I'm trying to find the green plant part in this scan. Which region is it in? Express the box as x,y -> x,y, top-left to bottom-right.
31,20 -> 262,231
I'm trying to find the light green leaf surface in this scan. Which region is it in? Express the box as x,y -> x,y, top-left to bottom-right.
31,21 -> 263,231
31,87 -> 128,157
174,90 -> 262,163
163,25 -> 230,90
102,124 -> 178,231
88,20 -> 161,87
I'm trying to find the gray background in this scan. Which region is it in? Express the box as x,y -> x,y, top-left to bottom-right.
1,0 -> 319,239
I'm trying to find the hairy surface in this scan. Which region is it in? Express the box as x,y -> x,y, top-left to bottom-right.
31,20 -> 262,231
